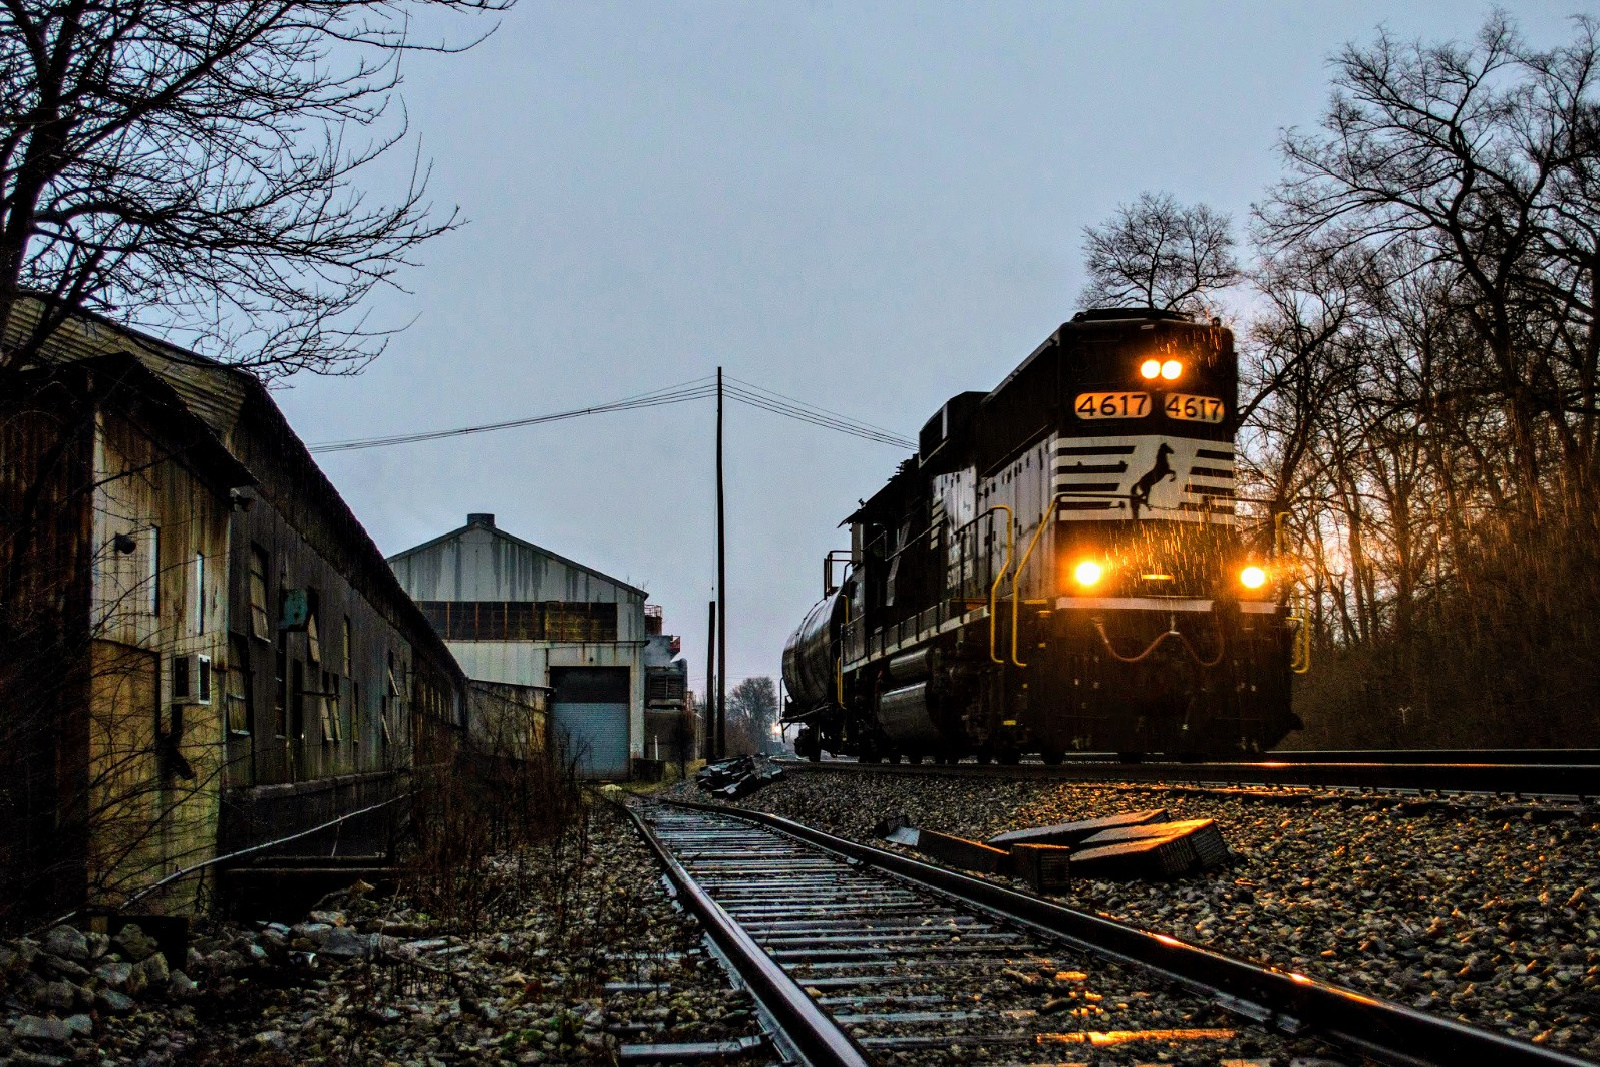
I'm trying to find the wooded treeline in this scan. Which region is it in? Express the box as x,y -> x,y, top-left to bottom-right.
1084,15 -> 1600,747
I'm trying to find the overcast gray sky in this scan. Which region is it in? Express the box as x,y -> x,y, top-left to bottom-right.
275,1 -> 1586,697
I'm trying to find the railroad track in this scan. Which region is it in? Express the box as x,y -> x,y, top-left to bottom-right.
625,798 -> 1591,1067
771,751 -> 1600,798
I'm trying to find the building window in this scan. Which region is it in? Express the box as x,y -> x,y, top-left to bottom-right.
290,659 -> 305,740
227,635 -> 252,735
382,656 -> 399,745
249,546 -> 271,640
306,610 -> 321,665
416,601 -> 618,642
544,602 -> 618,642
321,670 -> 340,742
350,679 -> 360,746
342,615 -> 352,675
193,552 -> 205,635
146,525 -> 161,616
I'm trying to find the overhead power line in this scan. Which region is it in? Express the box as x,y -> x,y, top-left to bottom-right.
308,376 -> 717,453
306,372 -> 918,453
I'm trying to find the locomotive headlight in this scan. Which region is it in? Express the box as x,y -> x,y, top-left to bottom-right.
1161,359 -> 1183,380
1140,359 -> 1161,379
1239,565 -> 1267,590
1073,560 -> 1104,588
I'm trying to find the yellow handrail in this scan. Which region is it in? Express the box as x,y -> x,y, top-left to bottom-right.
1275,512 -> 1311,673
1011,492 -> 1071,668
1288,591 -> 1312,674
985,505 -> 1014,665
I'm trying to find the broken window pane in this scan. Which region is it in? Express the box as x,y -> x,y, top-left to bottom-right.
249,546 -> 270,640
227,636 -> 251,734
306,611 -> 321,664
320,669 -> 336,741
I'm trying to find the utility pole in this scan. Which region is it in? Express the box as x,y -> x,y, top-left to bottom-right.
716,366 -> 727,760
703,599 -> 716,761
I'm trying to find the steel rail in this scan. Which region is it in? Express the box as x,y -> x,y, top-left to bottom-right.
620,802 -> 872,1067
772,755 -> 1600,796
664,798 -> 1593,1067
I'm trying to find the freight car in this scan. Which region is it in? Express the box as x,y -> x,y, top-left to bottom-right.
781,308 -> 1301,763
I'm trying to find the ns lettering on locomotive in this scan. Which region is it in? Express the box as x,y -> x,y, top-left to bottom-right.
781,308 -> 1302,764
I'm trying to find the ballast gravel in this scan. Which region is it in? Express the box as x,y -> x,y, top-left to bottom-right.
1,801 -> 764,1066
691,769 -> 1600,1062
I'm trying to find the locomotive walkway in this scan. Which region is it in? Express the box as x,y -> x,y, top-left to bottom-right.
626,798 -> 1592,1066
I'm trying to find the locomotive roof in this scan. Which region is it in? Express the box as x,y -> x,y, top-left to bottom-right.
846,307 -> 1230,525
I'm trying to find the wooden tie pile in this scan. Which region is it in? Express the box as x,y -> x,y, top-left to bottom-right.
875,809 -> 1228,891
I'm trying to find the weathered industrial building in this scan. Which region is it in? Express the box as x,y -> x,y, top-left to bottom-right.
642,605 -> 692,765
389,515 -> 651,778
0,300 -> 465,928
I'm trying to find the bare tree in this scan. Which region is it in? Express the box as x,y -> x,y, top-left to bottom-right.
1079,192 -> 1241,314
0,1 -> 512,929
725,676 -> 777,756
0,1 -> 512,382
1260,13 -> 1600,522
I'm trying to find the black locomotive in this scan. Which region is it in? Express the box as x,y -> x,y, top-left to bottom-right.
781,308 -> 1301,763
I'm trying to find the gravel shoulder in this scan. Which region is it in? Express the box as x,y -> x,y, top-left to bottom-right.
2,800 -> 761,1067
680,769 -> 1600,1062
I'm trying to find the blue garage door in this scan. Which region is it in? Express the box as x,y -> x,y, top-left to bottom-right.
550,667 -> 630,779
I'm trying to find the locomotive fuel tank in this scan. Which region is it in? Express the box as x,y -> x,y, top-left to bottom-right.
781,589 -> 845,714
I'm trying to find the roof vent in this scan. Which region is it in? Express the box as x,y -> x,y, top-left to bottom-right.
468,512 -> 495,528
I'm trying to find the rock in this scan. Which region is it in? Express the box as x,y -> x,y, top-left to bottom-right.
94,960 -> 132,989
83,932 -> 109,960
248,943 -> 269,963
10,1052 -> 70,1067
12,1015 -> 71,1044
308,910 -> 347,927
252,1030 -> 287,1051
111,924 -> 157,962
14,938 -> 40,970
95,988 -> 134,1014
60,1015 -> 91,1039
168,970 -> 198,1000
136,948 -> 170,988
319,928 -> 378,959
40,927 -> 87,962
0,943 -> 19,973
290,922 -> 333,946
38,954 -> 89,981
36,980 -> 76,1011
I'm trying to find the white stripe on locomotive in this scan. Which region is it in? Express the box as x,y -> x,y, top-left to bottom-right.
1052,434 -> 1236,524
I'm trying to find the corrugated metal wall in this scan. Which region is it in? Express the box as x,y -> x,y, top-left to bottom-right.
390,521 -> 647,765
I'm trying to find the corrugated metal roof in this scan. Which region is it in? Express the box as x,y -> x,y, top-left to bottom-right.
5,297 -> 465,687
388,518 -> 649,599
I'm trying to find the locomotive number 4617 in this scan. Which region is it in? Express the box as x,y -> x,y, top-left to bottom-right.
1163,394 -> 1226,423
1074,391 -> 1150,418
1074,391 -> 1225,423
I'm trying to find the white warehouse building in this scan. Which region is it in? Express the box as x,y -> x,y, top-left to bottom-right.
388,513 -> 648,778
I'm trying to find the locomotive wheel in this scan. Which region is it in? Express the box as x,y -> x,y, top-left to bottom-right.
906,754 -> 923,765
1040,750 -> 1065,765
997,751 -> 1021,766
1116,751 -> 1145,764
